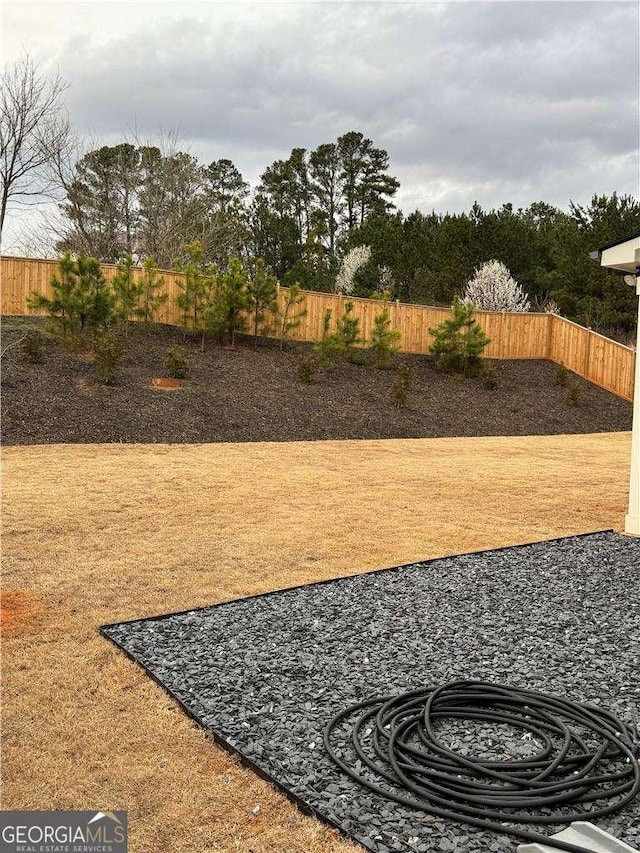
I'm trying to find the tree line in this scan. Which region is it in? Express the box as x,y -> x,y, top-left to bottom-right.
55,134 -> 640,340
55,130 -> 399,282
2,55 -> 639,342
346,195 -> 640,341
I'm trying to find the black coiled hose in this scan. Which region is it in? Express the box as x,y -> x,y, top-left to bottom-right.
323,680 -> 640,853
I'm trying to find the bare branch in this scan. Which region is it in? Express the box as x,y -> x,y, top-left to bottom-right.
1,52 -> 73,245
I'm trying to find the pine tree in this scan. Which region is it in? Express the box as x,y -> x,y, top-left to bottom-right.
277,283 -> 307,350
28,251 -> 77,345
210,258 -> 249,347
138,256 -> 167,324
336,301 -> 361,351
429,296 -> 490,376
313,308 -> 344,366
247,258 -> 278,344
369,296 -> 400,368
175,241 -> 217,349
336,300 -> 363,363
74,254 -> 114,336
112,254 -> 144,337
28,252 -> 114,348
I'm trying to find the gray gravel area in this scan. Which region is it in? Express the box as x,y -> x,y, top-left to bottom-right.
102,531 -> 640,853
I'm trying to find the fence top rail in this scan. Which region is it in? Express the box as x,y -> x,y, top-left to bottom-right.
277,284 -> 553,317
0,254 -> 182,277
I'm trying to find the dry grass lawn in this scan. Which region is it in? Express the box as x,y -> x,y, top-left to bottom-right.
1,433 -> 633,852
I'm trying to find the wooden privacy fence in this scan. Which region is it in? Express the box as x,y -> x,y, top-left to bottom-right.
1,255 -> 634,401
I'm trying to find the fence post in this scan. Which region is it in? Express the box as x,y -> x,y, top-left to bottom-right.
583,329 -> 593,381
546,313 -> 555,360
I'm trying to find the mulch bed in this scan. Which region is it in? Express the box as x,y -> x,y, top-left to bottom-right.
1,317 -> 632,446
101,531 -> 640,853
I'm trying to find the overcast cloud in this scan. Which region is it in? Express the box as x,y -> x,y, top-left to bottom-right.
2,0 -> 639,251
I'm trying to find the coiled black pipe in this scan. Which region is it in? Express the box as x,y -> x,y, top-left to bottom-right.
323,680 -> 640,853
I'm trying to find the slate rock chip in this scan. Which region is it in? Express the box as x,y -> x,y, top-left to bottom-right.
103,532 -> 640,852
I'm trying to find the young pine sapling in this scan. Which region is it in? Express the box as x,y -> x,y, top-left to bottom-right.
29,252 -> 114,349
209,258 -> 249,347
336,301 -> 362,362
313,308 -> 344,367
138,256 -> 167,324
369,296 -> 400,369
174,241 -> 218,350
247,258 -> 278,344
112,254 -> 144,338
429,296 -> 490,377
278,283 -> 307,350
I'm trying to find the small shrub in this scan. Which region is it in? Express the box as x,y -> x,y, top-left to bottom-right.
22,328 -> 45,364
347,348 -> 367,366
567,384 -> 583,407
482,365 -> 499,390
165,346 -> 189,379
297,354 -> 319,384
94,332 -> 122,384
390,365 -> 411,407
554,363 -> 569,386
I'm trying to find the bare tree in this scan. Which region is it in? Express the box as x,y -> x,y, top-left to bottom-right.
0,53 -> 72,244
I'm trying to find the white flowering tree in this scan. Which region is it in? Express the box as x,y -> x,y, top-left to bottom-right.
334,245 -> 372,294
463,260 -> 531,312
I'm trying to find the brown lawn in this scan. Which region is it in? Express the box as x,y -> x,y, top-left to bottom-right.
0,433 -> 633,852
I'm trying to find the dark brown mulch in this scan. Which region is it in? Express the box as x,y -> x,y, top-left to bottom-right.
0,317 -> 632,446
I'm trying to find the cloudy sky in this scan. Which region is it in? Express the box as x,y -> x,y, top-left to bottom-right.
2,0 -> 639,250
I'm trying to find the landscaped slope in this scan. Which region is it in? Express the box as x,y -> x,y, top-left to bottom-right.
1,319 -> 631,445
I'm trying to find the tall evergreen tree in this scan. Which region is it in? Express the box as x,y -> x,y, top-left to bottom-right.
59,144 -> 140,262
337,131 -> 399,231
309,142 -> 342,256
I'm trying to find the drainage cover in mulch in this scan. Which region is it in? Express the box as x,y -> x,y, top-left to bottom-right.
101,531 -> 640,853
